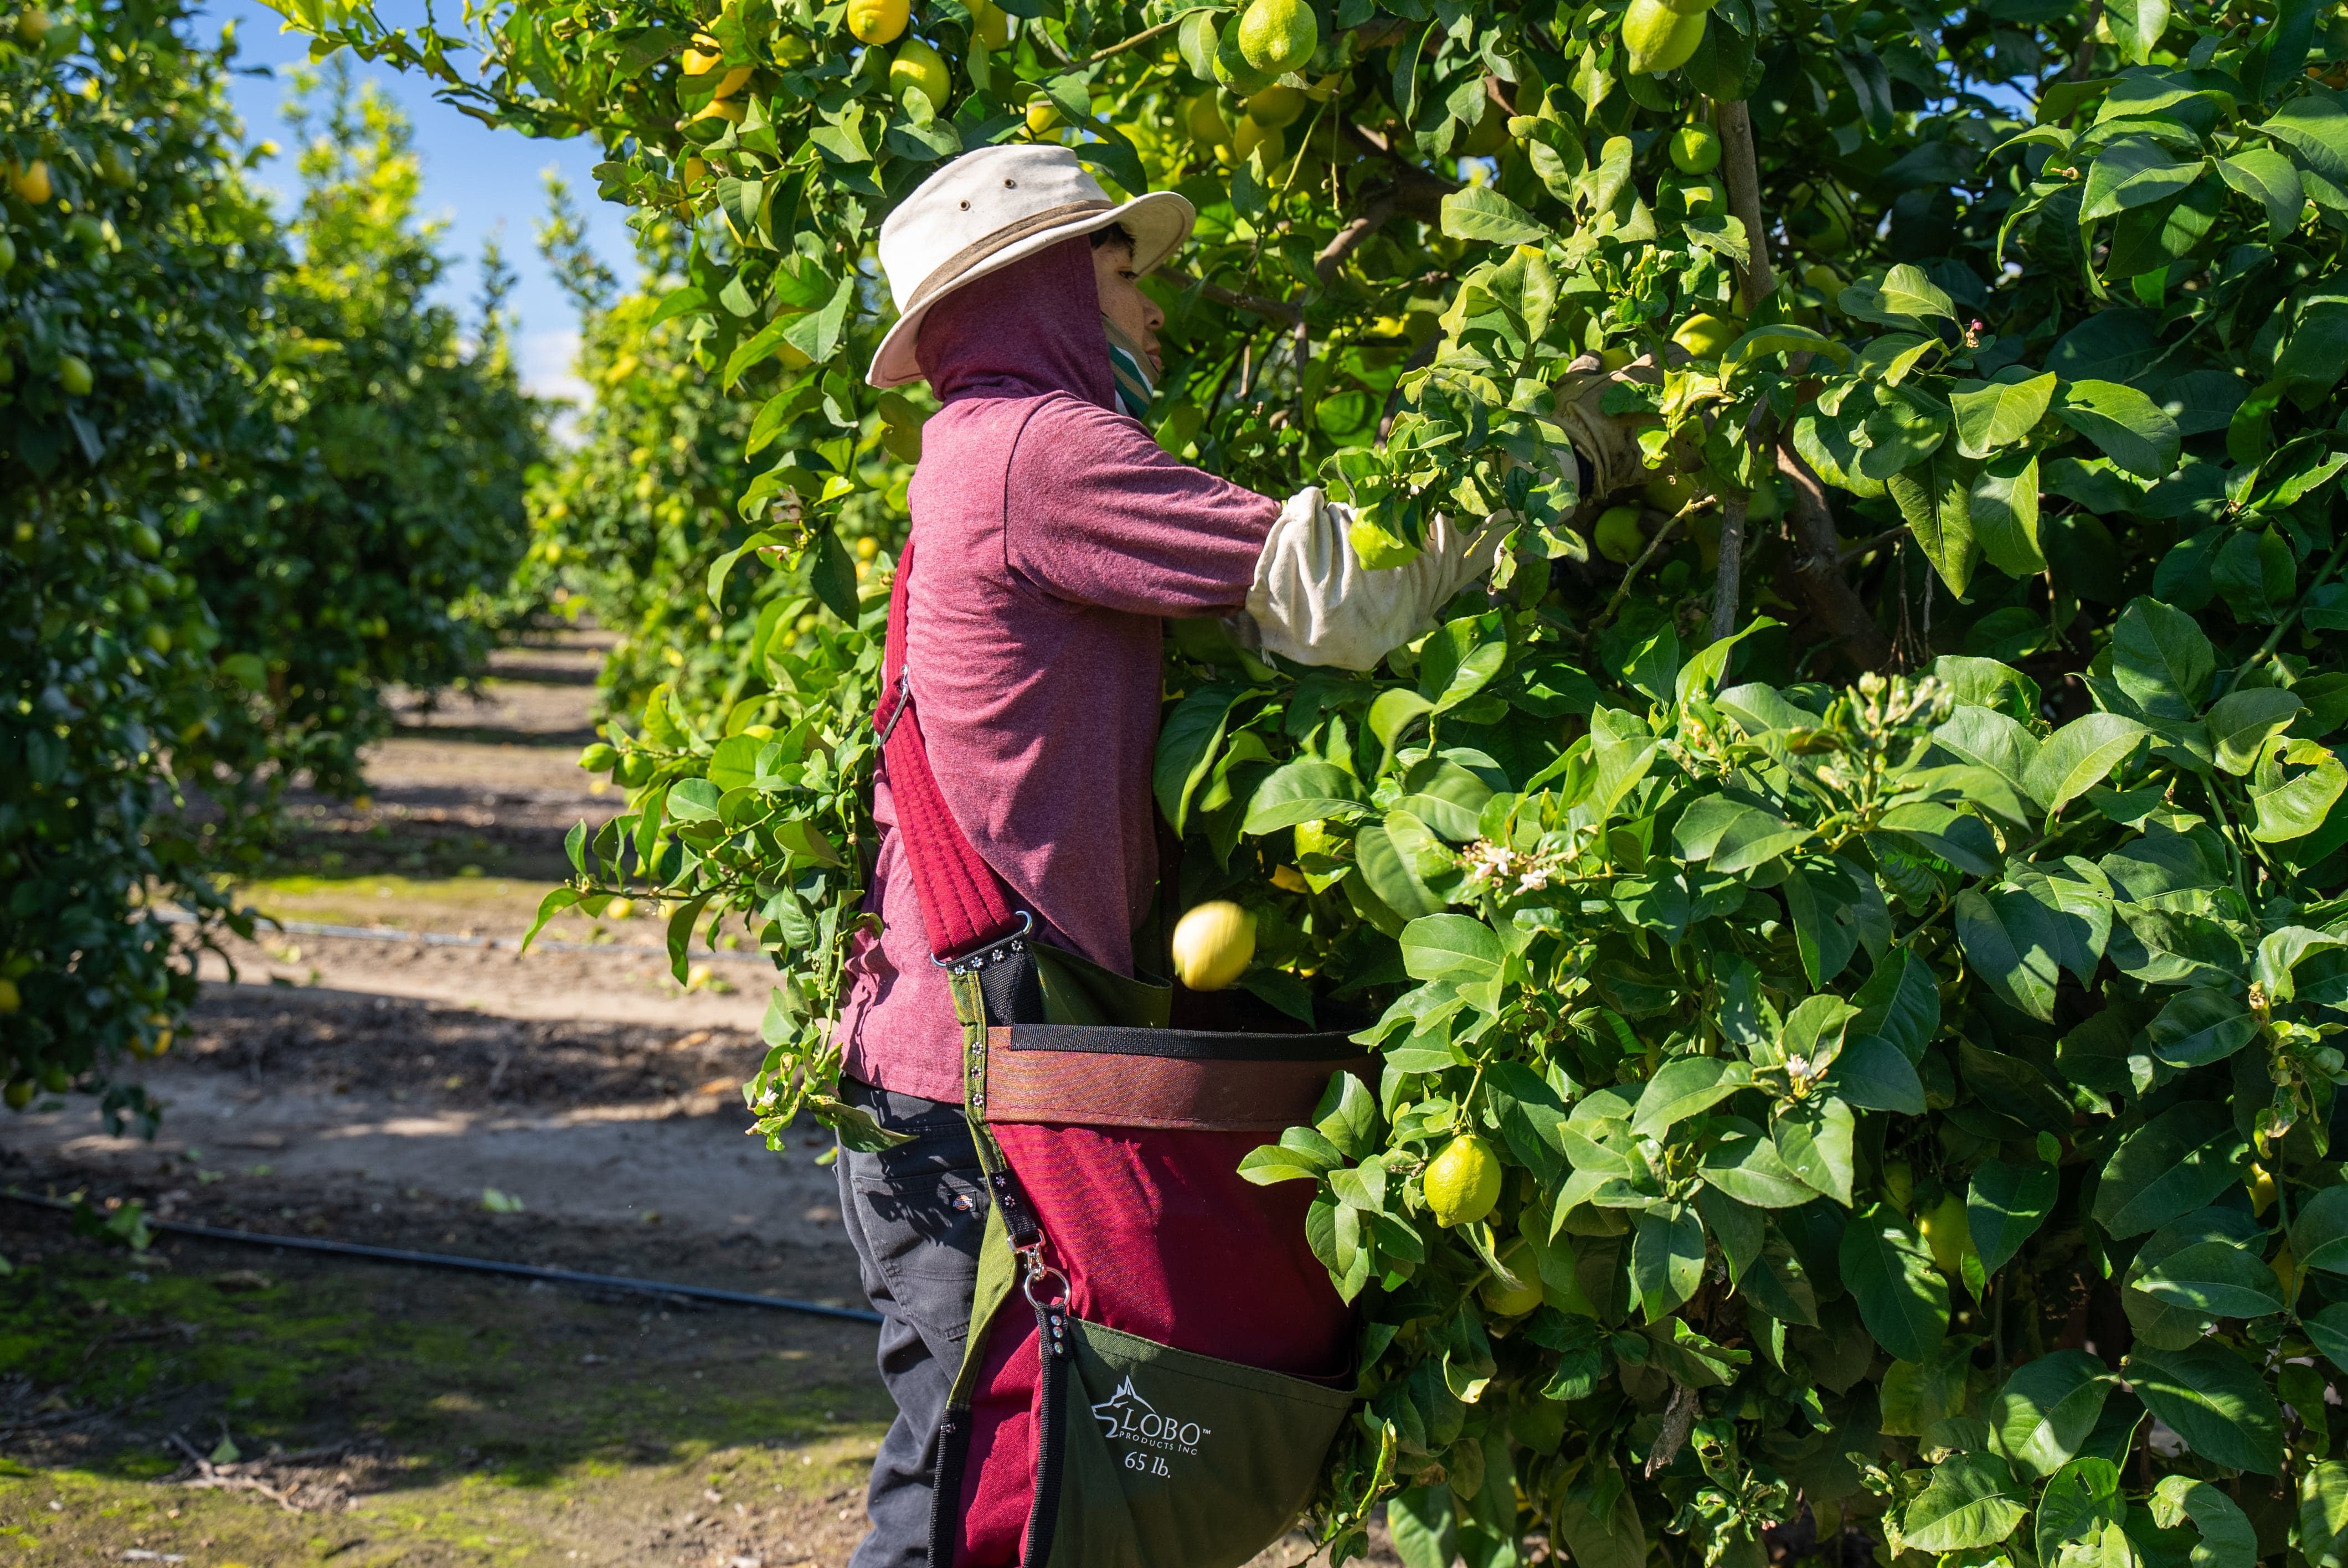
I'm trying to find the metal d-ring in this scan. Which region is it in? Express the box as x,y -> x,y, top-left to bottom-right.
1019,1246 -> 1069,1310
930,909 -> 1035,970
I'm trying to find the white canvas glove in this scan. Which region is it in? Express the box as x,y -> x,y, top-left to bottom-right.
1244,487 -> 1507,672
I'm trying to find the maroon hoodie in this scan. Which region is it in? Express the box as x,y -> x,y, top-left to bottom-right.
833,236 -> 1279,1102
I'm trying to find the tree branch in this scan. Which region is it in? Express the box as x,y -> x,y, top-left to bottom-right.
1711,100 -> 1774,303
1341,123 -> 1460,220
1711,493 -> 1748,642
1172,272 -> 1300,323
1072,14 -> 1185,68
1315,188 -> 1396,281
1776,441 -> 1894,670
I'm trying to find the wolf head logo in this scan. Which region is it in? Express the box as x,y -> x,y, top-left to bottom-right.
1091,1377 -> 1155,1437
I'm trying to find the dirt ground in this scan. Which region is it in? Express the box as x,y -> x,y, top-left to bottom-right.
1,632 -> 1392,1567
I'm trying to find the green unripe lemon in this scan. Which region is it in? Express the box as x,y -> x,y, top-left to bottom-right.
1668,124 -> 1722,175
38,1064 -> 69,1094
1348,517 -> 1419,569
57,353 -> 91,395
1593,504 -> 1645,565
0,233 -> 16,272
617,752 -> 656,787
0,977 -> 18,1013
1671,312 -> 1742,360
1235,0 -> 1316,75
1231,116 -> 1284,164
3,1078 -> 32,1111
1172,900 -> 1255,991
890,37 -> 951,111
1185,92 -> 1230,148
14,7 -> 46,44
1622,0 -> 1706,75
1920,1192 -> 1971,1276
144,623 -> 171,656
1425,1135 -> 1502,1228
1480,1244 -> 1543,1316
1244,84 -> 1306,128
579,742 -> 620,772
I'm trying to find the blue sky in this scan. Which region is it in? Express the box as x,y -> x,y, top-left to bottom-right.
205,0 -> 637,412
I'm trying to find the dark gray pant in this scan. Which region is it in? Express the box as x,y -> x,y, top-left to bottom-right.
837,1077 -> 987,1568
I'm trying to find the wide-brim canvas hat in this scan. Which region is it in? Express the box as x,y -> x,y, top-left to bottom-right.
868,143 -> 1193,388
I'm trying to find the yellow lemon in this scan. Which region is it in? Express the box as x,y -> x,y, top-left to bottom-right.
3,1079 -> 32,1111
970,0 -> 1012,50
1593,504 -> 1644,565
1670,311 -> 1742,360
15,8 -> 46,44
1236,0 -> 1316,75
0,977 -> 16,1013
712,64 -> 754,96
681,156 -> 709,188
1230,116 -> 1284,165
1026,95 -> 1064,136
1622,0 -> 1706,75
1919,1193 -> 1971,1276
606,898 -> 636,920
1185,92 -> 1230,149
2249,1161 -> 2279,1216
1171,900 -> 1255,991
682,32 -> 723,73
891,37 -> 950,110
1424,1136 -> 1502,1228
1668,123 -> 1721,174
1270,864 -> 1308,893
1294,819 -> 1341,863
775,32 -> 813,65
691,96 -> 746,124
846,0 -> 908,45
1597,344 -> 1636,372
9,158 -> 52,205
1244,84 -> 1306,128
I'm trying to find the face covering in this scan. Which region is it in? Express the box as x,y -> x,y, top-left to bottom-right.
1103,315 -> 1154,420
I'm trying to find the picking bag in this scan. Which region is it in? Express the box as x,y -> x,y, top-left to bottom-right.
871,540 -> 1370,1568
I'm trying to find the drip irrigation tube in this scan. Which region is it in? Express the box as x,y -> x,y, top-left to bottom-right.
147,907 -> 775,965
2,1192 -> 883,1324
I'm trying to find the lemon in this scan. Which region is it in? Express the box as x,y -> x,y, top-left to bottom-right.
1593,504 -> 1644,565
1026,95 -> 1063,136
38,1064 -> 68,1094
970,0 -> 1012,50
1622,0 -> 1706,74
2275,1240 -> 2300,1307
775,32 -> 813,64
1244,84 -> 1306,127
1668,123 -> 1721,174
1480,1251 -> 1543,1317
1185,92 -> 1230,149
1597,344 -> 1635,372
580,742 -> 620,771
846,0 -> 908,45
1231,116 -> 1284,164
15,7 -> 46,44
0,977 -> 17,1013
712,63 -> 753,96
1424,1135 -> 1502,1228
0,233 -> 14,272
3,1079 -> 31,1112
1919,1193 -> 1971,1276
1295,819 -> 1341,863
1172,900 -> 1255,991
682,32 -> 723,73
2249,1161 -> 2279,1216
9,158 -> 52,204
1349,516 -> 1419,569
1270,864 -> 1308,893
1643,470 -> 1698,512
58,354 -> 91,395
1236,0 -> 1316,75
681,156 -> 708,189
1671,312 -> 1742,360
891,37 -> 950,110
691,96 -> 746,124
606,898 -> 636,920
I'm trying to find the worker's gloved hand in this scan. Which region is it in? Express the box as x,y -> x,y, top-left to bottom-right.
1548,348 -> 1689,507
1244,487 -> 1503,673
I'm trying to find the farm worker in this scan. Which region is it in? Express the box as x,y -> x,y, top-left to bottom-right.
825,142 -> 1656,1567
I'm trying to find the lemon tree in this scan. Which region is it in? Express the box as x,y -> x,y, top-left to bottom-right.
277,0 -> 2348,1559
3,13 -> 538,1118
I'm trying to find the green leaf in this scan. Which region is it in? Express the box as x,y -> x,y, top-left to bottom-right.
1970,453 -> 2046,576
2035,1458 -> 2128,1568
1970,1159 -> 2059,1274
2112,597 -> 2216,718
2145,987 -> 2260,1071
1242,757 -> 1368,835
520,886 -> 579,953
1952,373 -> 2059,458
1988,1350 -> 2115,1479
1903,1451 -> 2029,1551
1399,914 -> 1502,983
2252,740 -> 2348,842
2023,713 -> 2148,819
1777,1097 -> 1857,1206
1880,262 -> 1959,322
2124,1343 -> 2284,1474
2217,147 -> 2306,233
1698,1129 -> 1819,1208
2259,91 -> 2348,187
1630,1056 -> 1752,1139
1440,185 -> 1548,245
2079,137 -> 2202,224
1955,887 -> 2062,1021
2208,687 -> 2303,774
2092,1101 -> 2247,1237
1631,1201 -> 1706,1321
2148,1476 -> 2259,1568
2291,1183 -> 2348,1274
1839,1202 -> 1950,1361
2308,1302 -> 2348,1374
2133,1239 -> 2284,1317
1419,613 -> 1509,712
1154,684 -> 1243,833
1852,950 -> 1943,1062
2055,380 -> 2183,479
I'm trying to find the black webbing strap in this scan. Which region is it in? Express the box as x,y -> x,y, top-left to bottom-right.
1003,1023 -> 1367,1061
1022,1298 -> 1071,1568
928,1409 -> 973,1566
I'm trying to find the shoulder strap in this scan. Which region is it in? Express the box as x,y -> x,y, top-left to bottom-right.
873,537 -> 1028,962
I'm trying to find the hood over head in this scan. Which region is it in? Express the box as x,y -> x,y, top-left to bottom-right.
915,235 -> 1115,412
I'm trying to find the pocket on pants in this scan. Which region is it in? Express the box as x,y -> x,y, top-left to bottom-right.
848,1157 -> 987,1347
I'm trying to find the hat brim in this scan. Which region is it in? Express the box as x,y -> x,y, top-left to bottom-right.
867,187 -> 1194,388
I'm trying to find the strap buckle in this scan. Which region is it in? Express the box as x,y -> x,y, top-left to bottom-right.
1018,1243 -> 1069,1310
874,668 -> 913,747
930,909 -> 1034,971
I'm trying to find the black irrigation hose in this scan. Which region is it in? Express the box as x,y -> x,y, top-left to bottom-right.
2,1192 -> 884,1324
